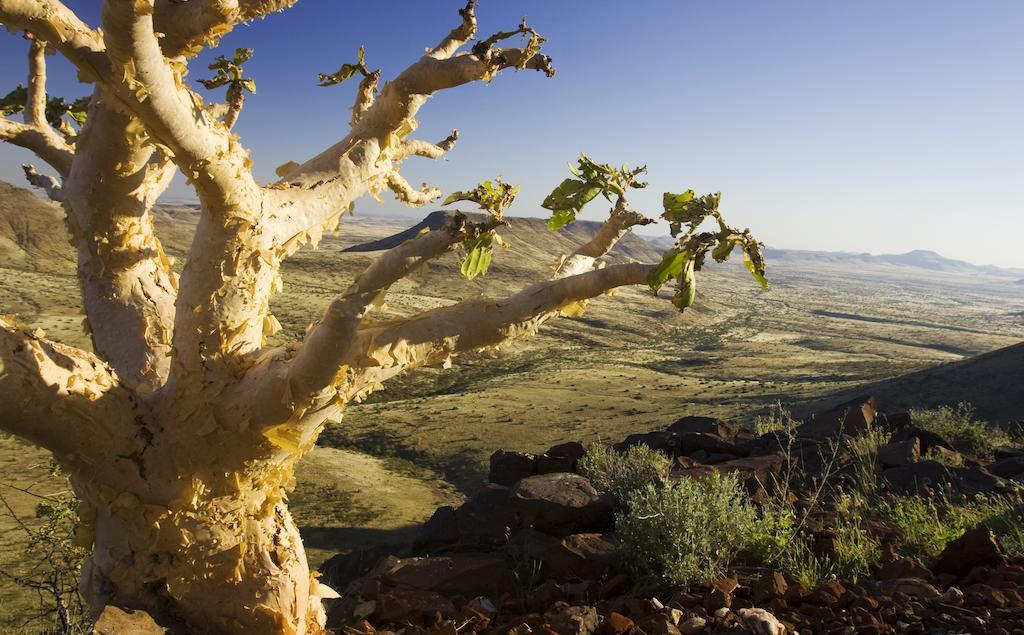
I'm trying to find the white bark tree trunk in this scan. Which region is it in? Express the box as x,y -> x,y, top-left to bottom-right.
0,2 -> 701,633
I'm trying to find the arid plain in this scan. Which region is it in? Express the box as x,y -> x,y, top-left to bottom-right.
1,182 -> 1022,628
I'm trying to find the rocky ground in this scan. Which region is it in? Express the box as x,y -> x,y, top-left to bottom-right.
315,396 -> 1024,635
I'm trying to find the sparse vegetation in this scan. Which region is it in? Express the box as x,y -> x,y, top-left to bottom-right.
617,474 -> 759,585
911,403 -> 1013,458
577,443 -> 670,507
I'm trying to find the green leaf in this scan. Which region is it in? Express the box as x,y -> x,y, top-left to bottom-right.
546,208 -> 577,231
647,248 -> 688,292
443,178 -> 519,217
318,47 -> 369,87
711,238 -> 736,263
0,85 -> 26,116
672,259 -> 697,311
742,242 -> 769,290
662,190 -> 720,225
460,233 -> 495,279
233,47 -> 254,65
240,78 -> 256,94
67,97 -> 90,125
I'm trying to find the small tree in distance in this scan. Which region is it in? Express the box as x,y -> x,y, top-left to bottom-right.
0,1 -> 766,633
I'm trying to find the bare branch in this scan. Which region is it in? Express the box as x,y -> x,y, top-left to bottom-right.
556,196 -> 654,278
22,164 -> 62,201
153,0 -> 298,58
428,0 -> 477,60
384,171 -> 442,206
287,214 -> 469,399
393,130 -> 459,162
0,117 -> 73,176
23,33 -> 47,127
349,262 -> 653,374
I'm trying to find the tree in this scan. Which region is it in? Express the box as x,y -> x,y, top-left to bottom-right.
0,2 -> 765,633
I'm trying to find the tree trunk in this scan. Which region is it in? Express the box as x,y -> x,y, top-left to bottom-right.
72,443 -> 331,634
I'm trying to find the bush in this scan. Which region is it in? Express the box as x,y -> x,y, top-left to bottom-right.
878,492 -> 1024,558
578,443 -> 670,507
617,474 -> 758,585
753,403 -> 798,437
910,404 -> 1012,458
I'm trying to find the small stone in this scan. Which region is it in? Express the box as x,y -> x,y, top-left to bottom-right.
877,438 -> 920,467
737,607 -> 786,635
753,571 -> 788,604
677,616 -> 706,635
938,586 -> 964,606
597,612 -> 635,635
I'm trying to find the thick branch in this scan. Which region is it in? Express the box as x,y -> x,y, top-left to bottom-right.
393,130 -> 459,162
287,214 -> 468,401
0,117 -> 73,176
153,0 -> 298,58
350,262 -> 653,374
384,171 -> 442,206
350,70 -> 379,128
60,95 -> 179,391
0,317 -> 140,485
24,34 -> 47,127
0,0 -> 109,82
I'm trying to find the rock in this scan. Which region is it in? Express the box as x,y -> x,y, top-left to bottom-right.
616,431 -> 682,455
986,456 -> 1024,479
882,461 -> 1008,495
466,596 -> 497,616
878,556 -> 933,581
677,432 -> 746,458
677,616 -> 705,635
489,450 -> 536,486
752,570 -> 788,604
737,607 -> 786,635
876,577 -> 941,600
636,615 -> 681,635
510,473 -> 613,536
374,589 -> 457,624
381,554 -> 515,598
877,437 -> 920,467
412,506 -> 459,553
320,545 -> 405,590
92,606 -> 169,634
667,415 -> 738,439
798,395 -> 877,439
553,533 -> 621,579
597,612 -> 636,635
704,575 -> 738,612
537,442 -> 586,474
933,526 -> 1006,577
454,484 -> 519,549
939,586 -> 964,606
927,446 -> 964,467
889,426 -> 954,455
548,605 -> 599,635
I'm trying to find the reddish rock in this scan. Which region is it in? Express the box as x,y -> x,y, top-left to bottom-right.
510,473 -> 613,536
933,526 -> 1006,577
752,571 -> 788,604
381,554 -> 515,598
375,589 -> 457,624
597,612 -> 636,635
798,395 -> 877,439
536,442 -> 587,474
548,605 -> 599,635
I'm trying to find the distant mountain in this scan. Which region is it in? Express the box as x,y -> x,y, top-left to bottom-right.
344,210 -> 664,265
0,181 -> 73,273
764,247 -> 1023,277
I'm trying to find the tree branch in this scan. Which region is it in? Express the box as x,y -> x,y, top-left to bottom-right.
153,0 -> 298,58
427,0 -> 477,60
286,213 -> 469,401
393,130 -> 459,162
59,95 -> 179,391
349,262 -> 653,375
0,118 -> 73,176
23,33 -> 47,128
22,164 -> 62,201
0,0 -> 109,83
0,317 -> 140,485
556,196 -> 653,278
350,70 -> 379,128
384,171 -> 442,206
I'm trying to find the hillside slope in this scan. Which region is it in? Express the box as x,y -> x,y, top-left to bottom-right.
0,181 -> 73,274
798,341 -> 1024,425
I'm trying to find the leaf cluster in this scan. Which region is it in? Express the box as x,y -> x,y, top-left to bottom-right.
199,48 -> 256,94
318,46 -> 373,87
472,18 -> 549,77
648,190 -> 767,311
1,84 -> 90,127
542,153 -> 647,230
443,178 -> 519,279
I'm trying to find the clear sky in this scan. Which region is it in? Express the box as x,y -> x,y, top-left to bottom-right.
1,1 -> 1022,267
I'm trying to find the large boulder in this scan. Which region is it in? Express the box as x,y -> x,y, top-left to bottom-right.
798,395 -> 877,439
508,529 -> 621,580
510,473 -> 613,536
615,431 -> 681,455
987,456 -> 1024,479
413,484 -> 518,553
667,415 -> 739,440
889,425 -> 955,455
883,461 -> 1006,495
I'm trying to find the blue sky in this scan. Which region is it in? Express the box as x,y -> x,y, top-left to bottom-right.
1,1 -> 1022,267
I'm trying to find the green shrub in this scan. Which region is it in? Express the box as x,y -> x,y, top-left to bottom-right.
578,442 -> 670,507
878,492 -> 1024,558
753,403 -> 798,437
910,404 -> 1012,458
617,474 -> 757,585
